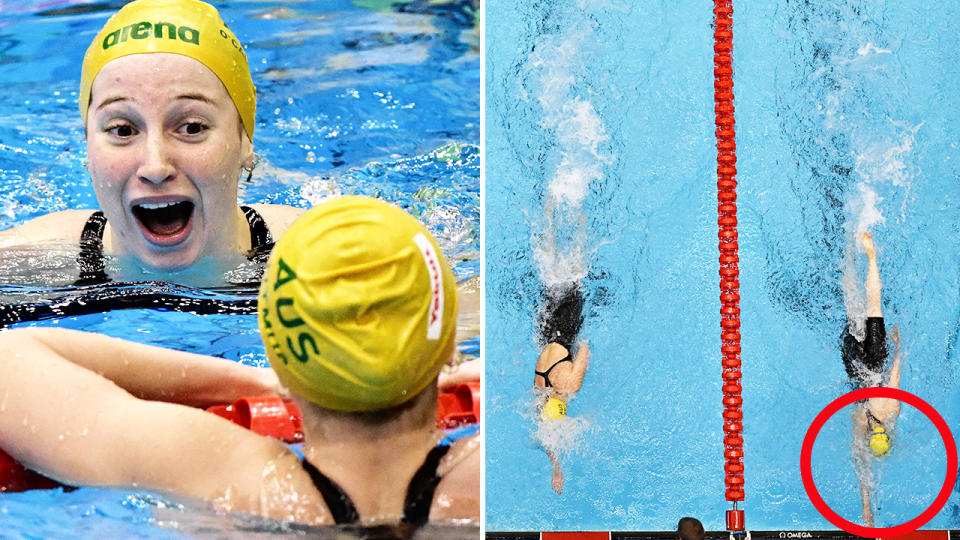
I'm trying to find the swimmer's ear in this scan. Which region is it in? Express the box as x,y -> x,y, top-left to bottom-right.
241,151 -> 261,183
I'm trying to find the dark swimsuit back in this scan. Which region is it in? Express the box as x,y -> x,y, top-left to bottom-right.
538,285 -> 584,350
841,316 -> 888,387
74,205 -> 274,286
535,354 -> 573,388
300,444 -> 451,526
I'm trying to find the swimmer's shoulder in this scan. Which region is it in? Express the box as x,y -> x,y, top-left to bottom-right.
431,433 -> 481,522
536,343 -> 570,371
212,433 -> 333,526
247,203 -> 306,240
0,210 -> 98,247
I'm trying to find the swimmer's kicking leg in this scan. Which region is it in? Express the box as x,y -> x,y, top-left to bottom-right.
862,232 -> 882,319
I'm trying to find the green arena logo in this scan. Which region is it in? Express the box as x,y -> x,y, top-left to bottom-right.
103,21 -> 199,50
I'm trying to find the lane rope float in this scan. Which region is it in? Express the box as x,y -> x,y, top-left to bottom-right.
713,0 -> 745,532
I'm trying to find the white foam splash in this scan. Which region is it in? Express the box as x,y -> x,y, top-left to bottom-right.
528,388 -> 588,459
857,42 -> 892,56
524,6 -> 611,288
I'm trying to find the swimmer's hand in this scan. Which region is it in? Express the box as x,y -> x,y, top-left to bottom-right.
260,369 -> 292,400
890,324 -> 900,348
438,358 -> 482,391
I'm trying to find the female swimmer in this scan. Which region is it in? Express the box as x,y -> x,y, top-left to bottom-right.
0,0 -> 303,281
842,231 -> 904,526
534,284 -> 590,494
0,197 -> 479,526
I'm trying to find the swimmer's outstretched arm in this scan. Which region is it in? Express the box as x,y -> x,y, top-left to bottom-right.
0,332 -> 317,519
850,405 -> 875,526
1,328 -> 283,407
866,325 -> 902,427
886,325 -> 902,390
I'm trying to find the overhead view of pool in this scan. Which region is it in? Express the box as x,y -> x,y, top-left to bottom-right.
0,0 -> 479,538
486,0 -> 959,532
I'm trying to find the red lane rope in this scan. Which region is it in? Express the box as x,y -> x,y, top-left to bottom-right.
714,0 -> 745,531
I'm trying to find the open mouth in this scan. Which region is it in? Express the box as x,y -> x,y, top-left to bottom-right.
131,200 -> 195,246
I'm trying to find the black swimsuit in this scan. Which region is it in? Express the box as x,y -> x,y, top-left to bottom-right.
301,444 -> 451,526
535,354 -> 573,388
841,316 -> 888,388
538,285 -> 584,350
74,205 -> 275,286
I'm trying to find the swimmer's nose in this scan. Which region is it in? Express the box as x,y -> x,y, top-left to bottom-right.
137,134 -> 176,185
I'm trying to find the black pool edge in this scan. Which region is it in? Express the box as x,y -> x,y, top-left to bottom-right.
486,531 -> 959,540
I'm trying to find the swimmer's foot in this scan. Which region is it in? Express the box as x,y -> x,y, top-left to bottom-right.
860,232 -> 876,259
552,463 -> 564,495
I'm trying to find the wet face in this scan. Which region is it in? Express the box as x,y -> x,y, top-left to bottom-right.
85,53 -> 252,270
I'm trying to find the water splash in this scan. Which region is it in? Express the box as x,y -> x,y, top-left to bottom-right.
520,2 -> 612,291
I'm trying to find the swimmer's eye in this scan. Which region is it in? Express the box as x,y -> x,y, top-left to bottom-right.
105,123 -> 137,138
177,121 -> 209,137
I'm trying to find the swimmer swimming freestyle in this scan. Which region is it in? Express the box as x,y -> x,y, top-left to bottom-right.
0,0 -> 303,281
534,284 -> 590,494
842,231 -> 903,527
0,196 -> 480,527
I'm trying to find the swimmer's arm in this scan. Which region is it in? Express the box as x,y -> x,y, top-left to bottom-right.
5,328 -> 283,408
886,324 -> 902,390
0,210 -> 94,247
867,325 -> 903,427
568,343 -> 590,390
850,405 -> 874,525
0,335 -> 291,504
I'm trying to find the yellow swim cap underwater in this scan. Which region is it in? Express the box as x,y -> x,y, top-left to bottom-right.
79,0 -> 256,139
258,196 -> 458,412
542,397 -> 567,421
870,426 -> 891,457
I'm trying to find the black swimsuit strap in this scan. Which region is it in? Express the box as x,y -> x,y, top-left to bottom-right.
301,443 -> 451,526
301,458 -> 360,525
240,205 -> 275,261
75,211 -> 109,286
73,208 -> 273,285
535,354 -> 573,388
402,444 -> 451,525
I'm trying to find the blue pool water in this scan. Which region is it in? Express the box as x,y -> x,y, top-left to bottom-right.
486,0 -> 960,531
0,0 -> 478,537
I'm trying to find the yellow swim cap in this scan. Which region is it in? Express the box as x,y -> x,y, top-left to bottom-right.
542,397 -> 567,421
79,0 -> 256,139
258,196 -> 458,412
869,426 -> 891,457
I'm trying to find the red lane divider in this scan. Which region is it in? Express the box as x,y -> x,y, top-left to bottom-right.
714,0 -> 744,532
0,383 -> 481,492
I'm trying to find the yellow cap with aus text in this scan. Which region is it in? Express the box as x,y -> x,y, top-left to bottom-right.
258,196 -> 459,412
